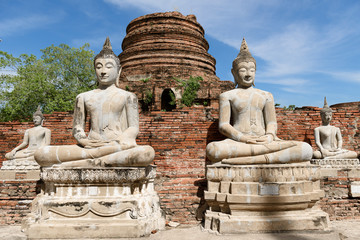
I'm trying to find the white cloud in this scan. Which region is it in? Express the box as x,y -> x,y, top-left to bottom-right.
324,71 -> 360,84
104,0 -> 360,91
0,14 -> 60,37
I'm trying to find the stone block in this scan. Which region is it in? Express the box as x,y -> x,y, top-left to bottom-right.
204,163 -> 329,233
205,209 -> 330,233
350,181 -> 360,198
23,166 -> 165,239
0,170 -> 40,180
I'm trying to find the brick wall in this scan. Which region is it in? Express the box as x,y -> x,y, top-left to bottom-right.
316,169 -> 360,220
0,178 -> 40,224
1,102 -> 360,224
276,103 -> 360,153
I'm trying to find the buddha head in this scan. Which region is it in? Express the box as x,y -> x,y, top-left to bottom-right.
33,105 -> 44,126
320,97 -> 333,125
231,38 -> 256,88
94,37 -> 121,87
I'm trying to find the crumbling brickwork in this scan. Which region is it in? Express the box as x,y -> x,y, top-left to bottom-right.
118,11 -> 233,111
0,179 -> 39,224
1,101 -> 360,224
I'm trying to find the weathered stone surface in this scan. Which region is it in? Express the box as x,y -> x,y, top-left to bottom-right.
206,39 -> 313,165
204,38 -> 328,233
311,158 -> 359,168
349,181 -> 360,197
41,166 -> 155,183
23,167 -> 165,238
204,163 -> 329,233
34,38 -> 155,168
0,170 -> 40,180
204,209 -> 329,233
1,159 -> 40,170
22,38 -> 164,239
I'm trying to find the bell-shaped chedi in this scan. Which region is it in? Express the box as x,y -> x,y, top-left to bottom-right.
118,11 -> 233,111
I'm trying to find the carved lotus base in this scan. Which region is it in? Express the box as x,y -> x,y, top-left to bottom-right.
23,166 -> 165,239
1,159 -> 40,170
311,158 -> 360,168
204,163 -> 329,233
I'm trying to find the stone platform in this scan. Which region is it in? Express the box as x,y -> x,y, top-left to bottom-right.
23,166 -> 165,239
204,163 -> 329,233
1,159 -> 40,170
311,158 -> 359,168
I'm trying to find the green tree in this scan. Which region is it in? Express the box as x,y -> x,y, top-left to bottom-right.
0,43 -> 96,121
175,76 -> 202,107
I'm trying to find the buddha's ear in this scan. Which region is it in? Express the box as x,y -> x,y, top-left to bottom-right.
116,66 -> 122,88
231,68 -> 238,88
118,66 -> 122,76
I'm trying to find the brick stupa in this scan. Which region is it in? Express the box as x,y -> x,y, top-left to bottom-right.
118,11 -> 233,111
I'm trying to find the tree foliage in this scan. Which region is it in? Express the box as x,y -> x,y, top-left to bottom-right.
175,76 -> 202,107
0,43 -> 96,121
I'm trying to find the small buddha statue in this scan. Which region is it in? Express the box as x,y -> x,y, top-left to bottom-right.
34,37 -> 155,168
206,38 -> 312,164
313,97 -> 358,159
5,106 -> 51,162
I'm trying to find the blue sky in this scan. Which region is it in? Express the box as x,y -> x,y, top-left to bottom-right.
1,0 -> 360,108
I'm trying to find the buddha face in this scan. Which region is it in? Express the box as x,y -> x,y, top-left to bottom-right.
33,115 -> 43,126
321,111 -> 332,125
232,61 -> 256,88
95,58 -> 120,86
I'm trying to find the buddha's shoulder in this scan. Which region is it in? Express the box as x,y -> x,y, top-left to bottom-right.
75,89 -> 96,99
220,89 -> 240,98
117,88 -> 137,99
252,88 -> 273,97
220,88 -> 273,98
315,125 -> 339,131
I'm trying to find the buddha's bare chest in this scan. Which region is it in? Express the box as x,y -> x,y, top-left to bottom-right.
84,91 -> 126,114
27,128 -> 47,146
319,127 -> 335,139
231,91 -> 266,113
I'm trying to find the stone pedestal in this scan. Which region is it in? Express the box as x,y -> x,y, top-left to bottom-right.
1,159 -> 40,170
204,163 -> 330,233
23,166 -> 165,239
311,158 -> 359,168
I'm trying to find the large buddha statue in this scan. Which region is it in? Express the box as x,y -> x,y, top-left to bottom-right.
5,106 -> 51,162
34,37 -> 155,168
313,97 -> 357,159
206,38 -> 312,164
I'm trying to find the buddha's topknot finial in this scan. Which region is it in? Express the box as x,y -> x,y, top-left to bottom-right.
33,105 -> 44,119
232,38 -> 256,69
103,36 -> 112,50
321,97 -> 333,114
94,37 -> 121,68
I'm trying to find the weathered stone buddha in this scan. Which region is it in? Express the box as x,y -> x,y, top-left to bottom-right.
206,38 -> 312,164
34,37 -> 155,168
313,97 -> 357,159
203,39 -> 328,234
5,106 -> 51,162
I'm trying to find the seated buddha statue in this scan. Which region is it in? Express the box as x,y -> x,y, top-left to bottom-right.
206,38 -> 312,165
313,97 -> 357,159
34,37 -> 155,168
5,106 -> 51,162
